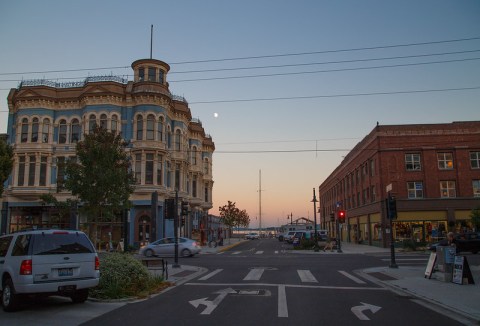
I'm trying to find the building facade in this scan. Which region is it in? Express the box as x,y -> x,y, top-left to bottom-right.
319,122 -> 480,247
2,58 -> 215,248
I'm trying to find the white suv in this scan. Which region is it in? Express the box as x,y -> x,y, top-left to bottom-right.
0,229 -> 100,312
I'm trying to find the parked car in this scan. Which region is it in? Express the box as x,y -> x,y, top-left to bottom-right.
0,229 -> 100,312
427,232 -> 480,254
139,237 -> 201,257
279,231 -> 297,242
245,232 -> 260,240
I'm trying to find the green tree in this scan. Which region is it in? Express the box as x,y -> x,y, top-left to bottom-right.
65,127 -> 135,243
219,201 -> 250,237
471,207 -> 480,231
0,138 -> 13,197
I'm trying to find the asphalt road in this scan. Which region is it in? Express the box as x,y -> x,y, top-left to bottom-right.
2,238 -> 474,325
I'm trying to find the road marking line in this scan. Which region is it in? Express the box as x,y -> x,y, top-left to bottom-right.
232,251 -> 241,255
278,285 -> 288,318
255,251 -> 264,255
243,268 -> 265,281
185,282 -> 387,291
297,270 -> 318,283
338,270 -> 366,284
199,269 -> 223,281
275,250 -> 279,254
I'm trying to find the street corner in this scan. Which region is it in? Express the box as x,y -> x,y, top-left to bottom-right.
217,239 -> 248,253
167,265 -> 208,285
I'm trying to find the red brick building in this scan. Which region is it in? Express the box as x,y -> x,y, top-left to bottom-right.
318,121 -> 480,247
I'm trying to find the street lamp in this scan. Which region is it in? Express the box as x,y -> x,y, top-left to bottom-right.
311,188 -> 319,252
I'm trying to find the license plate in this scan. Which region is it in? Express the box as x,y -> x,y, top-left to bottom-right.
58,268 -> 73,277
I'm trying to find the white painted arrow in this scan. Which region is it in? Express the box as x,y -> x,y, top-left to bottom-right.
189,288 -> 237,315
351,302 -> 382,320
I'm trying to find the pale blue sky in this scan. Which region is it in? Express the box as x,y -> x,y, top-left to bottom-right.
1,1 -> 479,227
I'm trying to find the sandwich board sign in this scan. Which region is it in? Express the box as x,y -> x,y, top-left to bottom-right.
452,256 -> 475,285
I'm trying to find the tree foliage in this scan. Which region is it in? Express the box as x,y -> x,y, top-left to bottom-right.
0,138 -> 13,197
219,201 -> 250,231
64,128 -> 134,234
471,207 -> 480,231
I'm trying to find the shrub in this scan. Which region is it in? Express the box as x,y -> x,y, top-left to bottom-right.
90,252 -> 166,299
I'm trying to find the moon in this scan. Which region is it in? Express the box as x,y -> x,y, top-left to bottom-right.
214,112 -> 219,118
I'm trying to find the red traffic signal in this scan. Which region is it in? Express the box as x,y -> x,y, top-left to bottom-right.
338,210 -> 346,223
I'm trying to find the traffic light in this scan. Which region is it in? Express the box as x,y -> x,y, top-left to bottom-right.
330,213 -> 335,221
164,199 -> 175,219
338,210 -> 346,223
181,201 -> 189,216
387,195 -> 397,219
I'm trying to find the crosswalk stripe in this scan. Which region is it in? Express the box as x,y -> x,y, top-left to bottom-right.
297,270 -> 318,283
338,270 -> 366,284
243,268 -> 265,281
255,251 -> 264,255
198,269 -> 223,281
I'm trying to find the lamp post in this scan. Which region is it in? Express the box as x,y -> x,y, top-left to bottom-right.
311,188 -> 319,252
289,212 -> 293,225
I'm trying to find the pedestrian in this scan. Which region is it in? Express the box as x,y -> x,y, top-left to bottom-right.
323,238 -> 336,252
447,232 -> 456,247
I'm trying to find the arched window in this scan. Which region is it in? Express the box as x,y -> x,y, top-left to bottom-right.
21,118 -> 29,143
157,116 -> 164,142
100,114 -> 108,129
147,114 -> 155,140
71,119 -> 80,143
59,119 -> 67,144
31,117 -> 39,142
42,118 -> 50,143
175,130 -> 181,151
88,114 -> 97,133
136,115 -> 143,140
111,115 -> 118,134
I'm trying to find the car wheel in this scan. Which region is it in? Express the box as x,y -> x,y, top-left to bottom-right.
2,278 -> 20,312
145,249 -> 154,257
71,289 -> 89,304
181,249 -> 192,257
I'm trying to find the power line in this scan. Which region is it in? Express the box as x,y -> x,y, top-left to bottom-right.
188,86 -> 480,104
0,86 -> 478,112
0,36 -> 479,76
167,36 -> 480,64
1,57 -> 478,84
169,57 -> 480,83
171,49 -> 480,74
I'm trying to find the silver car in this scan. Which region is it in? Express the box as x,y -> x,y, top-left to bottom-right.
139,237 -> 201,257
0,229 -> 99,312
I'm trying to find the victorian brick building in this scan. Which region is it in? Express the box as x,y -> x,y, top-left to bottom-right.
319,121 -> 480,247
2,58 -> 215,248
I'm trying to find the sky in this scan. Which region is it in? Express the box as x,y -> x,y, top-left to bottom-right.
1,1 -> 479,228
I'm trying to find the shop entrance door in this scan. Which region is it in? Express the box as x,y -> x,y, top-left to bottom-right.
138,215 -> 151,246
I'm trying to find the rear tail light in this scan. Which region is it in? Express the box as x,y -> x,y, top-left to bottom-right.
20,259 -> 32,275
95,256 -> 100,270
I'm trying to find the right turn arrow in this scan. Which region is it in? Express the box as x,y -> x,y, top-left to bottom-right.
351,302 -> 382,320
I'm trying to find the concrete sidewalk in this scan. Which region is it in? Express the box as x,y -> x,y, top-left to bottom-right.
158,239 -> 480,324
